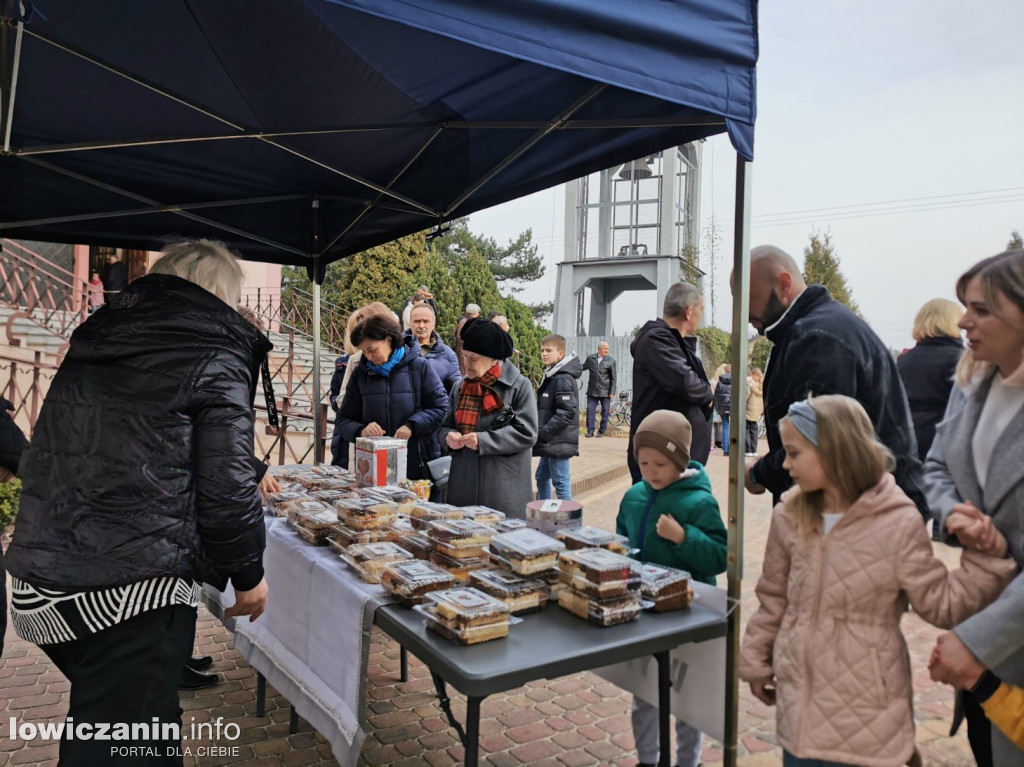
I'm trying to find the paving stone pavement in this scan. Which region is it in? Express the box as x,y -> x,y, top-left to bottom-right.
0,436 -> 977,766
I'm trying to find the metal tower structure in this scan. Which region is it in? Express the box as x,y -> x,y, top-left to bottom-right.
552,143 -> 702,337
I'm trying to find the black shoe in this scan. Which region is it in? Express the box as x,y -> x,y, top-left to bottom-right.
186,655 -> 213,671
596,432 -> 604,438
585,432 -> 594,438
178,666 -> 220,691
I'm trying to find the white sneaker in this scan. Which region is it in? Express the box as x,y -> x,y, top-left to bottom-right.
745,452 -> 758,457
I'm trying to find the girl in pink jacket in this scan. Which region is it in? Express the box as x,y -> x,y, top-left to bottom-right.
740,395 -> 1016,767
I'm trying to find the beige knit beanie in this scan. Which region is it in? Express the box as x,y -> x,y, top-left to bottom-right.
633,409 -> 692,472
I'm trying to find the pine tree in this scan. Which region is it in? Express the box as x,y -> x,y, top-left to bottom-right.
333,232 -> 429,315
802,231 -> 860,316
1008,230 -> 1023,250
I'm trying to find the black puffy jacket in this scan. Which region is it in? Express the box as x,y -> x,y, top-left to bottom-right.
751,285 -> 927,516
533,353 -> 583,458
896,336 -> 963,460
5,274 -> 271,592
714,374 -> 732,417
629,319 -> 713,466
335,336 -> 449,479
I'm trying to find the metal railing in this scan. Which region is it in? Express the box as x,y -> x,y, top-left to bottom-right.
0,239 -> 90,349
241,286 -> 350,352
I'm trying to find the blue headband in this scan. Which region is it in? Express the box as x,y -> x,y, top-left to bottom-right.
787,400 -> 818,446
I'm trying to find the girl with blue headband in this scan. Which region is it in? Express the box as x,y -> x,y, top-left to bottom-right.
739,394 -> 1016,767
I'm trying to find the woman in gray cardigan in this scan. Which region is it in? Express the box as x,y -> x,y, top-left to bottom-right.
926,248 -> 1024,767
440,318 -> 538,518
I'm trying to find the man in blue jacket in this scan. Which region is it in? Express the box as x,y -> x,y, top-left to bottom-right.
407,302 -> 462,394
739,245 -> 927,516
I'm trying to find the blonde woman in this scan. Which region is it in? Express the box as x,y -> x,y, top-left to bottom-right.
896,298 -> 964,460
744,367 -> 764,456
6,240 -> 271,764
925,249 -> 1024,766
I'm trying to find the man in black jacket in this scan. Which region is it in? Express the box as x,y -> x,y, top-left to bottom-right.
101,253 -> 127,299
534,334 -> 583,499
740,245 -> 928,516
583,342 -> 616,437
629,282 -> 713,482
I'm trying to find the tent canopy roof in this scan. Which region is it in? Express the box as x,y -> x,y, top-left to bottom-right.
0,0 -> 756,267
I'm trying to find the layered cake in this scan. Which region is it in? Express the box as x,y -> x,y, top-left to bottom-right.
459,506 -> 507,528
555,526 -> 631,555
469,569 -> 548,615
429,549 -> 488,582
639,564 -> 694,612
343,542 -> 414,583
267,490 -> 313,517
489,528 -> 566,575
557,588 -> 641,627
379,560 -> 455,606
419,587 -> 511,645
557,548 -> 642,599
336,497 -> 397,530
426,519 -> 494,559
494,518 -> 528,533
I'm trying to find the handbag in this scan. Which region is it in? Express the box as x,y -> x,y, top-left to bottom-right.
425,455 -> 452,489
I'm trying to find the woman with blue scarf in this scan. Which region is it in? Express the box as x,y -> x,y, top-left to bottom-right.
335,314 -> 448,480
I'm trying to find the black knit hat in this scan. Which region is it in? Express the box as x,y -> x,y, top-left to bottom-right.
461,316 -> 514,360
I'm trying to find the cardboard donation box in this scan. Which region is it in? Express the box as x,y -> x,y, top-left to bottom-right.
355,437 -> 408,487
525,499 -> 582,534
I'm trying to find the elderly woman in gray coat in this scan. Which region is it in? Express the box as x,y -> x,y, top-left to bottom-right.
925,249 -> 1024,767
440,318 -> 538,518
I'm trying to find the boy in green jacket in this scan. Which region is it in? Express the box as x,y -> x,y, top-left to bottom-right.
616,409 -> 727,767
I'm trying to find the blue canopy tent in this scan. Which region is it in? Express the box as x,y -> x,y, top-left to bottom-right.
0,1 -> 757,763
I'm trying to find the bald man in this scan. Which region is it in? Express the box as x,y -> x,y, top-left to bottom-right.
736,245 -> 927,517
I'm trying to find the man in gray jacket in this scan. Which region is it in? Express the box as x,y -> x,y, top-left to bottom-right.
583,342 -> 616,438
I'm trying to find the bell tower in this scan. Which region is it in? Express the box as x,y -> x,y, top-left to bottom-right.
552,143 -> 702,336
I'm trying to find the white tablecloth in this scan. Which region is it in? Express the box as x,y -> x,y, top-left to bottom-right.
203,517 -> 391,766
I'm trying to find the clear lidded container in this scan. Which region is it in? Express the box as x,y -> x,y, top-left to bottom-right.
336,497 -> 397,530
469,568 -> 549,615
383,516 -> 415,543
555,525 -> 632,555
341,542 -> 414,583
423,587 -> 511,625
557,548 -> 642,599
397,531 -> 434,560
379,560 -> 456,606
311,489 -> 359,504
494,518 -> 528,533
488,528 -> 566,575
410,502 -> 464,529
267,491 -> 313,517
328,521 -> 385,549
374,485 -> 418,511
458,506 -> 507,528
557,588 -> 641,626
639,563 -> 694,612
429,549 -> 489,582
426,519 -> 494,559
289,502 -> 339,532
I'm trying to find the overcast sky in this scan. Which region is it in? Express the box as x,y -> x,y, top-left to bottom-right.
467,0 -> 1024,350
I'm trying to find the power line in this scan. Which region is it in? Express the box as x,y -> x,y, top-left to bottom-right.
708,186 -> 1024,228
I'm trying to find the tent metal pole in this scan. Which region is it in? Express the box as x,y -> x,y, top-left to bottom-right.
723,155 -> 752,767
312,257 -> 323,465
1,7 -> 24,153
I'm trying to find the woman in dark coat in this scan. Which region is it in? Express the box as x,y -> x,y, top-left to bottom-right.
439,318 -> 538,518
5,240 -> 270,765
335,314 -> 448,480
897,298 -> 964,460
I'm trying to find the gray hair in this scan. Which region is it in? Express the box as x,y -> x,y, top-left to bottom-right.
150,239 -> 244,307
663,281 -> 702,319
466,303 -> 481,315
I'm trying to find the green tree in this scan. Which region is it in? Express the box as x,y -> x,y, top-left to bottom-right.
334,232 -> 429,314
802,230 -> 860,316
749,336 -> 772,371
703,218 -> 724,324
431,219 -> 544,291
694,325 -> 731,374
499,296 -> 550,387
680,243 -> 702,287
1008,230 -> 1023,250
